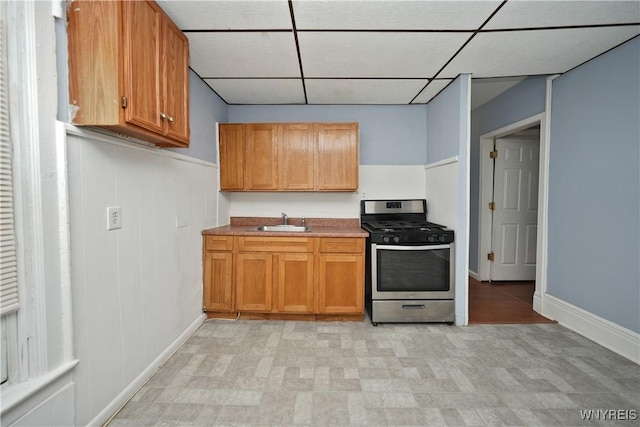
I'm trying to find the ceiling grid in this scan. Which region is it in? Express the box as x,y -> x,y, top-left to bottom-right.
158,0 -> 640,106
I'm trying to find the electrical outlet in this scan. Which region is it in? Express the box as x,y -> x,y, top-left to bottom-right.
107,207 -> 122,230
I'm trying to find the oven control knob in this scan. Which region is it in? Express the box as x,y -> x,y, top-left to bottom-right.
383,236 -> 390,243
428,235 -> 436,242
394,236 -> 400,243
439,234 -> 447,242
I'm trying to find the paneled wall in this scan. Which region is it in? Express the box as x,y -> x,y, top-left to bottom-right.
66,129 -> 217,425
226,165 -> 427,221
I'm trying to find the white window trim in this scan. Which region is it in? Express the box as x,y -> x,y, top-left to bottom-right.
1,0 -> 76,419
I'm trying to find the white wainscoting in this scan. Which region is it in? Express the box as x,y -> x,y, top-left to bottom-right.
424,157 -> 458,228
65,127 -> 216,426
424,158 -> 465,324
226,165 -> 427,222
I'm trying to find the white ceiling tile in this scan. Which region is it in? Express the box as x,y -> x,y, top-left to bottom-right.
188,32 -> 300,77
206,79 -> 306,104
411,79 -> 452,103
485,0 -> 640,29
158,0 -> 292,30
471,77 -> 526,110
305,79 -> 429,104
292,0 -> 503,30
440,26 -> 640,78
298,32 -> 471,78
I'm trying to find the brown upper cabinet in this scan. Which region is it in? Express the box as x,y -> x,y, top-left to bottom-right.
67,0 -> 190,148
219,123 -> 359,192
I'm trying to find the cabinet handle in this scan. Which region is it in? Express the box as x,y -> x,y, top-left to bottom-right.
160,112 -> 166,120
168,116 -> 174,123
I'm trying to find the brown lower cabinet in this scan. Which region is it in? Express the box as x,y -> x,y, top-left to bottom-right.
202,235 -> 364,318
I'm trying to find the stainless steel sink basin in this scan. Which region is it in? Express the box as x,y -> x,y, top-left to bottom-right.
251,225 -> 311,233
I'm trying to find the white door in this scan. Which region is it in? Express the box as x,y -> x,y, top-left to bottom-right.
491,137 -> 539,281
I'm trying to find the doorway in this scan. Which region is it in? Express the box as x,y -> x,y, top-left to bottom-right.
475,113 -> 551,323
490,128 -> 540,281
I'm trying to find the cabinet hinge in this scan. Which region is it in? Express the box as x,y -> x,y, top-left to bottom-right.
489,202 -> 496,211
490,150 -> 498,159
487,252 -> 495,261
121,96 -> 127,109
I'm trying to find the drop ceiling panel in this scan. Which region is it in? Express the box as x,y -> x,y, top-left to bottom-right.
205,79 -> 306,104
187,32 -> 300,78
292,0 -> 503,30
158,0 -> 292,30
440,26 -> 640,78
485,0 -> 640,29
305,79 -> 429,104
298,32 -> 471,78
411,79 -> 453,104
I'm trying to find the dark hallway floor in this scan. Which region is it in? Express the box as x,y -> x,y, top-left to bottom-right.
468,277 -> 555,324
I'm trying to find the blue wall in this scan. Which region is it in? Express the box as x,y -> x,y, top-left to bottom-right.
167,72 -> 228,163
547,37 -> 640,333
426,77 -> 469,162
468,76 -> 547,272
228,105 -> 427,165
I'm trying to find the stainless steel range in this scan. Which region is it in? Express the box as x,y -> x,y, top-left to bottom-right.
360,199 -> 455,325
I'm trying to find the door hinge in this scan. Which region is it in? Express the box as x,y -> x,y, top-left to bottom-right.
489,202 -> 496,211
490,150 -> 498,159
121,96 -> 127,109
487,252 -> 495,261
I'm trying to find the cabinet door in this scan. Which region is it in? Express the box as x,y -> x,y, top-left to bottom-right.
245,124 -> 278,190
275,253 -> 314,313
122,0 -> 164,135
236,253 -> 273,312
316,123 -> 359,191
203,251 -> 234,312
279,124 -> 315,190
317,254 -> 364,314
219,124 -> 246,190
162,17 -> 190,145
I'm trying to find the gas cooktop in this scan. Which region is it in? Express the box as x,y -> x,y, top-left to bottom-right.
363,221 -> 446,232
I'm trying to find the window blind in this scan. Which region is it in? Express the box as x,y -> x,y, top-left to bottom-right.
0,13 -> 18,315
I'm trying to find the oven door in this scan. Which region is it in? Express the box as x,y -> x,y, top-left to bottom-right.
371,243 -> 454,300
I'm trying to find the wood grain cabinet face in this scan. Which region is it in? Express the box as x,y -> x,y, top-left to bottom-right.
236,253 -> 273,312
219,124 -> 245,190
245,124 -> 279,190
236,237 -> 314,313
276,253 -> 314,313
204,236 -> 365,317
316,238 -> 364,314
203,236 -> 234,312
217,122 -> 358,192
67,0 -> 190,148
317,123 -> 359,191
279,124 -> 315,190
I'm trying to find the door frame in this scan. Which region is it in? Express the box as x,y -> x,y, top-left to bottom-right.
477,107 -> 550,311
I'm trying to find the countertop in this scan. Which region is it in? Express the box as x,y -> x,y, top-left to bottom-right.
202,217 -> 368,238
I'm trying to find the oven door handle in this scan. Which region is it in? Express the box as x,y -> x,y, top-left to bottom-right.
373,244 -> 451,251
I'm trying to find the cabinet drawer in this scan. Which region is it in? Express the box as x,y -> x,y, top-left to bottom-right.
238,236 -> 314,253
319,238 -> 364,254
205,235 -> 234,251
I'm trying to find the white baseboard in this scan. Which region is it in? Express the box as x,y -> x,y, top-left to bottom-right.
540,294 -> 639,364
468,270 -> 480,281
88,314 -> 206,427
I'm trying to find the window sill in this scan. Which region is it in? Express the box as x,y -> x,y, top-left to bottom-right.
0,359 -> 79,416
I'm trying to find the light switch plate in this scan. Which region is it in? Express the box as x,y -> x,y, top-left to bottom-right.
107,206 -> 122,230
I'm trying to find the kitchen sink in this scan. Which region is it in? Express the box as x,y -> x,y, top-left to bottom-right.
251,225 -> 311,233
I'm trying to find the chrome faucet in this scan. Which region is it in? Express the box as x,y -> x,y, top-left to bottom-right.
281,212 -> 288,225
